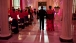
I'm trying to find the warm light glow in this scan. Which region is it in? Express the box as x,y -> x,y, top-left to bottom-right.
38,6 -> 46,10
28,32 -> 31,35
17,15 -> 20,19
28,15 -> 30,19
44,31 -> 49,43
9,17 -> 13,21
39,35 -> 41,42
18,34 -> 22,40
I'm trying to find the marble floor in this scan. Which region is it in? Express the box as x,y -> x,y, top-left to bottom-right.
0,19 -> 75,43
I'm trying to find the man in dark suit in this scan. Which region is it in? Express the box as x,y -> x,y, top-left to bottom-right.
38,6 -> 46,30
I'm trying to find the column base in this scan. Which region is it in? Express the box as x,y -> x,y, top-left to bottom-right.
0,34 -> 12,40
59,37 -> 73,42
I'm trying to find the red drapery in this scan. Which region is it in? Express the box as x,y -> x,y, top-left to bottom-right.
10,0 -> 12,9
20,0 -> 23,9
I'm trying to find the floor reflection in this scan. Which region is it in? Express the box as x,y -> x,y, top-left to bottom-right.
61,42 -> 74,43
0,20 -> 76,43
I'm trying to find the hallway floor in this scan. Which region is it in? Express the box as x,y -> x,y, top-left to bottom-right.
0,19 -> 75,43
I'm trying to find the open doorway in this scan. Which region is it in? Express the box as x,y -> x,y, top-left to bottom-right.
38,2 -> 47,10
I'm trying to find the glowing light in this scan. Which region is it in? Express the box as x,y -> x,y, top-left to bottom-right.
18,34 -> 22,40
28,15 -> 30,19
39,35 -> 41,42
28,32 -> 31,35
44,35 -> 49,42
9,17 -> 13,21
17,15 -> 20,19
44,31 -> 49,43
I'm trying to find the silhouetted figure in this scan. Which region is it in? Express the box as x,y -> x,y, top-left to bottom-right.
34,9 -> 37,15
38,6 -> 46,30
33,9 -> 37,24
10,8 -> 19,34
24,7 -> 29,23
28,6 -> 34,24
19,9 -> 25,29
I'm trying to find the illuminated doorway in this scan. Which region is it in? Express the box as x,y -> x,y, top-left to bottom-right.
38,2 -> 47,10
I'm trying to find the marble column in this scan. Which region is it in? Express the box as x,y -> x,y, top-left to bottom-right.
0,0 -> 12,40
60,0 -> 73,42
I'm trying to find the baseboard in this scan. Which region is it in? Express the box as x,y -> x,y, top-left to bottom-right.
59,37 -> 73,42
0,34 -> 12,40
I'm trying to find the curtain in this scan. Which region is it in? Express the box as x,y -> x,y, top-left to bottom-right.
20,0 -> 23,9
10,0 -> 12,9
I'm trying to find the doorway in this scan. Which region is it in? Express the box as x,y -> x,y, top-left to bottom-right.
38,2 -> 47,10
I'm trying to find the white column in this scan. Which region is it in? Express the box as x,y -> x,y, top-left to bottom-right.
0,0 -> 12,39
60,0 -> 73,41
